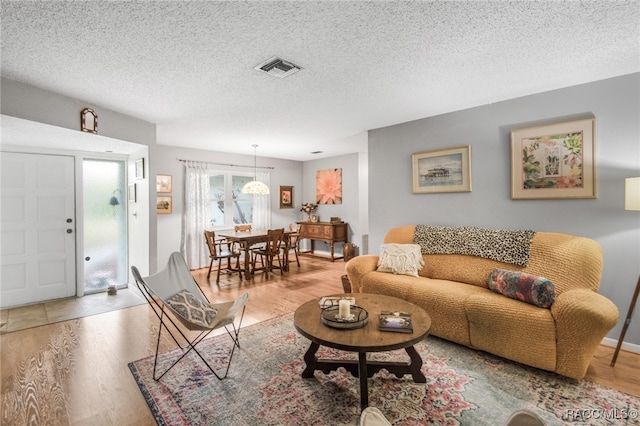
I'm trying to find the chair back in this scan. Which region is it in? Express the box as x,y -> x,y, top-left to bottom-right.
288,223 -> 300,244
204,230 -> 219,258
265,228 -> 285,254
235,224 -> 252,232
132,252 -> 207,303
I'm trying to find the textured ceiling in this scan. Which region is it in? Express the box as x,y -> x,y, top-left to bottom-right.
1,1 -> 638,161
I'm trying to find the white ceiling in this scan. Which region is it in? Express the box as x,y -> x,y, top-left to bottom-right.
1,1 -> 638,161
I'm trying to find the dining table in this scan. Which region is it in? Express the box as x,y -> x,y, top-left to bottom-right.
218,229 -> 294,278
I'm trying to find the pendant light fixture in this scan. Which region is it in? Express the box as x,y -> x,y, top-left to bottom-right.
241,144 -> 270,195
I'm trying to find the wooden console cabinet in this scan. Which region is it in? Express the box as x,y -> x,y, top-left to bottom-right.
297,222 -> 348,262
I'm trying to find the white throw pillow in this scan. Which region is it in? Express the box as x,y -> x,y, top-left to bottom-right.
376,244 -> 424,277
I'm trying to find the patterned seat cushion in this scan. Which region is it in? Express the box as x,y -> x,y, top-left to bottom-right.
165,289 -> 218,328
487,269 -> 556,308
377,244 -> 424,277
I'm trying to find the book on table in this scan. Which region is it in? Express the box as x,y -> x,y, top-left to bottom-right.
378,311 -> 413,333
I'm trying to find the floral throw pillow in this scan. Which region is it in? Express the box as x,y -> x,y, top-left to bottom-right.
377,244 -> 424,277
488,269 -> 556,308
165,289 -> 218,328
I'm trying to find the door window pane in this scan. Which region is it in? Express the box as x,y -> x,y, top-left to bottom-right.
83,159 -> 127,293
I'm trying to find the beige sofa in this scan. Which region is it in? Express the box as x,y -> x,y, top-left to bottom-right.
346,225 -> 619,380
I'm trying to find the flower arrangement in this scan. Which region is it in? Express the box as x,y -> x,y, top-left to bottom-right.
300,202 -> 318,221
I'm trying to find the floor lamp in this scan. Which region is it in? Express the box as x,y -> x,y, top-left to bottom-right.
611,177 -> 640,367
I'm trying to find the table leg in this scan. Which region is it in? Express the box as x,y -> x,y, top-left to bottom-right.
405,346 -> 426,383
301,341 -> 320,378
359,352 -> 369,409
242,242 -> 252,279
283,237 -> 289,272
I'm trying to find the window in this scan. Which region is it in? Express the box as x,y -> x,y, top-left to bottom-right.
209,172 -> 254,228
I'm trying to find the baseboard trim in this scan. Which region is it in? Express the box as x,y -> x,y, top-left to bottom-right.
601,337 -> 640,354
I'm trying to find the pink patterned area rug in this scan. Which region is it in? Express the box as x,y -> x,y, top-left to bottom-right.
129,314 -> 639,425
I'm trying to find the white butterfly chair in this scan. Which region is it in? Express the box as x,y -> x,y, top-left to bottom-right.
131,252 -> 249,381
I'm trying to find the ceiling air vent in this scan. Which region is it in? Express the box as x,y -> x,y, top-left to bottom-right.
254,56 -> 302,78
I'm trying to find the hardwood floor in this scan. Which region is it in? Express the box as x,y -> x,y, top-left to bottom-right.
1,255 -> 638,425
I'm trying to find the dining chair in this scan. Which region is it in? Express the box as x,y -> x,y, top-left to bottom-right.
233,223 -> 264,264
252,228 -> 285,278
282,223 -> 301,268
204,230 -> 243,284
131,252 -> 249,381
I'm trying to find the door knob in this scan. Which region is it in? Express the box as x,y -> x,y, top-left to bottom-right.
66,218 -> 73,223
66,229 -> 73,234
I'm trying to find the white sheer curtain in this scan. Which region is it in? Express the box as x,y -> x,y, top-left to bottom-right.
252,167 -> 271,230
180,161 -> 210,269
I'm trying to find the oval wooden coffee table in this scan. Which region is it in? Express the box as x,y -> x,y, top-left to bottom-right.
293,293 -> 431,410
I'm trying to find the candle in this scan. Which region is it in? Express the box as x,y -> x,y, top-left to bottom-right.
339,299 -> 351,319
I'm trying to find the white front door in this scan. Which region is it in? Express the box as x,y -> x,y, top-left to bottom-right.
1,152 -> 77,308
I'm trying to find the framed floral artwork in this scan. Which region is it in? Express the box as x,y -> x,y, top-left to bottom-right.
279,186 -> 293,208
411,145 -> 472,194
316,168 -> 342,204
511,118 -> 596,199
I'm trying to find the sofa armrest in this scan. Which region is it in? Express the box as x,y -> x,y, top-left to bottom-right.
346,255 -> 379,293
551,289 -> 619,379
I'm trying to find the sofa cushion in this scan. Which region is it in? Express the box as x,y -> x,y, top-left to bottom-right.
165,289 -> 218,328
466,292 -> 556,371
362,273 -> 484,346
488,269 -> 556,308
377,244 -> 424,277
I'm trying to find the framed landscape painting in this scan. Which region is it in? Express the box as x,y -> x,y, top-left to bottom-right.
511,118 -> 596,199
412,145 -> 471,194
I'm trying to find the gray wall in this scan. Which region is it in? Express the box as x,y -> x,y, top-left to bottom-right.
153,147 -> 367,265
1,76 -> 158,276
154,145 -> 303,267
302,152 -> 366,257
368,73 -> 640,347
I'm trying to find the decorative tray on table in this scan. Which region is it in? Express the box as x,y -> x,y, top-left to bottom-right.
320,305 -> 369,329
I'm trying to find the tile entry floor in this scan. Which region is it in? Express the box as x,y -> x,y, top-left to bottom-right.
0,286 -> 146,334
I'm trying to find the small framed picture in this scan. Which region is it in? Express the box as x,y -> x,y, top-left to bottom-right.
128,183 -> 136,202
311,214 -> 319,223
412,145 -> 472,194
279,185 -> 293,208
135,158 -> 145,179
156,174 -> 172,193
156,196 -> 172,214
